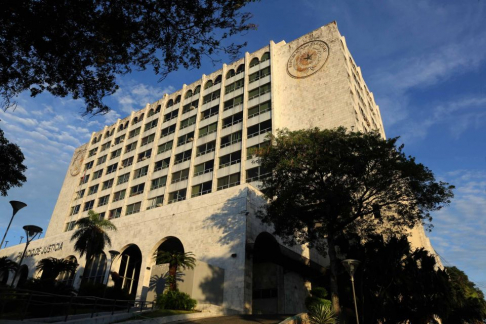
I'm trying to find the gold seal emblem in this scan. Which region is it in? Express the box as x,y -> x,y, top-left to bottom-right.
70,148 -> 86,176
287,40 -> 330,78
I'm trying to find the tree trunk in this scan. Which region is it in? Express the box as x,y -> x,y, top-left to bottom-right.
327,237 -> 341,315
169,262 -> 177,291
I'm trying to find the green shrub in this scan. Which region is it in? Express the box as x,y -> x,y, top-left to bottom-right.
305,287 -> 332,311
308,304 -> 337,324
156,290 -> 197,310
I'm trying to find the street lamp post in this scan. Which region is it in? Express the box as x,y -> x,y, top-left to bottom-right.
342,259 -> 361,324
103,250 -> 120,298
1,201 -> 27,249
11,225 -> 43,288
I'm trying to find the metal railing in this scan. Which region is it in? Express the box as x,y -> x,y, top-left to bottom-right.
0,288 -> 155,322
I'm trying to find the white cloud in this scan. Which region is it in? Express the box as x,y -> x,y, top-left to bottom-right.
112,79 -> 174,113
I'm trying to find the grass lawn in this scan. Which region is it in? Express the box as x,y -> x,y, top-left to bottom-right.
116,309 -> 198,322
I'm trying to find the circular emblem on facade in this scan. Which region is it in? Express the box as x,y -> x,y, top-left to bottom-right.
70,149 -> 86,176
287,40 -> 330,78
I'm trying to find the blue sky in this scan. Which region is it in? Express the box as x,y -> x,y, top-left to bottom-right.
1,0 -> 485,290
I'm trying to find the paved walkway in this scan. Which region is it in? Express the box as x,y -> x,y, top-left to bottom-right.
176,315 -> 292,324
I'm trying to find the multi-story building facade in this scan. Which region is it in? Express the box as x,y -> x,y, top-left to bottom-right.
1,22 -> 431,314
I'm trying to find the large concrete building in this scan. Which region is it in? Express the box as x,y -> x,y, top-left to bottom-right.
0,22 -> 432,314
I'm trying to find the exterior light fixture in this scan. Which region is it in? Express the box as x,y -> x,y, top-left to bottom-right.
342,259 -> 361,324
11,225 -> 42,287
1,201 -> 27,249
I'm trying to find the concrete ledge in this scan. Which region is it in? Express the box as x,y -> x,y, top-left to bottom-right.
279,313 -> 308,324
122,311 -> 226,324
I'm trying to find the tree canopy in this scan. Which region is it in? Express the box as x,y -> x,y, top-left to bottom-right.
1,0 -> 258,115
0,128 -> 27,196
36,257 -> 78,283
256,127 -> 454,314
156,251 -> 196,291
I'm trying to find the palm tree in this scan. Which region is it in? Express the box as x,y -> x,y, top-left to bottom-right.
155,251 -> 196,291
36,257 -> 78,282
0,256 -> 18,284
70,210 -> 116,281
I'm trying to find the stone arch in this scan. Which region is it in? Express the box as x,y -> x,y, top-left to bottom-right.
250,57 -> 260,67
185,89 -> 193,99
166,99 -> 174,108
194,85 -> 201,95
116,244 -> 143,298
175,95 -> 181,104
148,108 -> 155,117
226,69 -> 235,79
204,79 -> 213,89
57,255 -> 78,286
132,116 -> 138,125
118,123 -> 124,131
261,52 -> 270,62
236,64 -> 245,74
84,252 -> 107,284
214,75 -> 222,85
155,105 -> 161,113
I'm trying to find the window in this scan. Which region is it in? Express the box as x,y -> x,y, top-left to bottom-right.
106,163 -> 118,174
194,85 -> 201,95
202,89 -> 221,104
109,207 -> 122,219
224,95 -> 243,111
196,141 -> 216,156
161,124 -> 176,137
180,115 -> 197,129
128,127 -> 141,139
97,155 -> 107,165
236,64 -> 244,74
70,205 -> 80,216
114,134 -> 125,145
171,169 -> 189,183
214,75 -> 222,85
226,69 -> 235,79
248,101 -> 271,118
120,157 -> 133,168
249,57 -> 260,67
178,131 -> 195,146
174,95 -> 181,104
147,195 -> 164,209
204,80 -> 213,89
130,183 -> 145,197
137,149 -> 152,162
110,148 -> 122,160
102,178 -> 114,190
133,166 -> 149,179
157,140 -> 173,154
184,90 -> 193,99
144,119 -> 158,131
247,120 -> 272,138
151,176 -> 167,190
79,174 -> 90,185
166,99 -> 174,108
65,221 -> 76,232
225,79 -> 244,94
222,112 -> 243,128
141,133 -> 155,146
220,131 -> 242,148
174,150 -> 192,164
88,184 -> 99,195
100,141 -> 111,152
84,161 -> 94,171
75,189 -> 85,200
98,212 -> 106,220
164,110 -> 179,122
182,100 -> 199,114
117,172 -> 130,185
217,173 -> 240,190
168,189 -> 186,204
83,200 -> 95,211
198,122 -> 217,138
191,181 -> 212,197
84,253 -> 107,284
194,160 -> 214,176
113,189 -> 126,202
219,151 -> 241,168
98,195 -> 110,207
126,202 -> 141,215
88,148 -> 98,157
249,83 -> 271,100
246,166 -> 270,182
125,141 -> 137,153
247,141 -> 270,159
249,67 -> 271,83
154,157 -> 170,171
261,52 -> 270,62
201,105 -> 219,120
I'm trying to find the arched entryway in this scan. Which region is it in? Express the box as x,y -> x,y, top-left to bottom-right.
17,265 -> 29,288
118,244 -> 142,298
57,256 -> 78,286
84,252 -> 107,284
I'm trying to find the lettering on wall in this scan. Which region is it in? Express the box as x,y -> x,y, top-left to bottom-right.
17,242 -> 64,258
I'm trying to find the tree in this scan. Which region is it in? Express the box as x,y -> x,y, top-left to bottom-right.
337,234 -> 451,323
256,128 -> 454,314
70,210 -> 116,279
0,256 -> 18,284
35,257 -> 78,283
0,128 -> 26,196
1,0 -> 258,115
444,266 -> 486,324
155,251 -> 196,291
